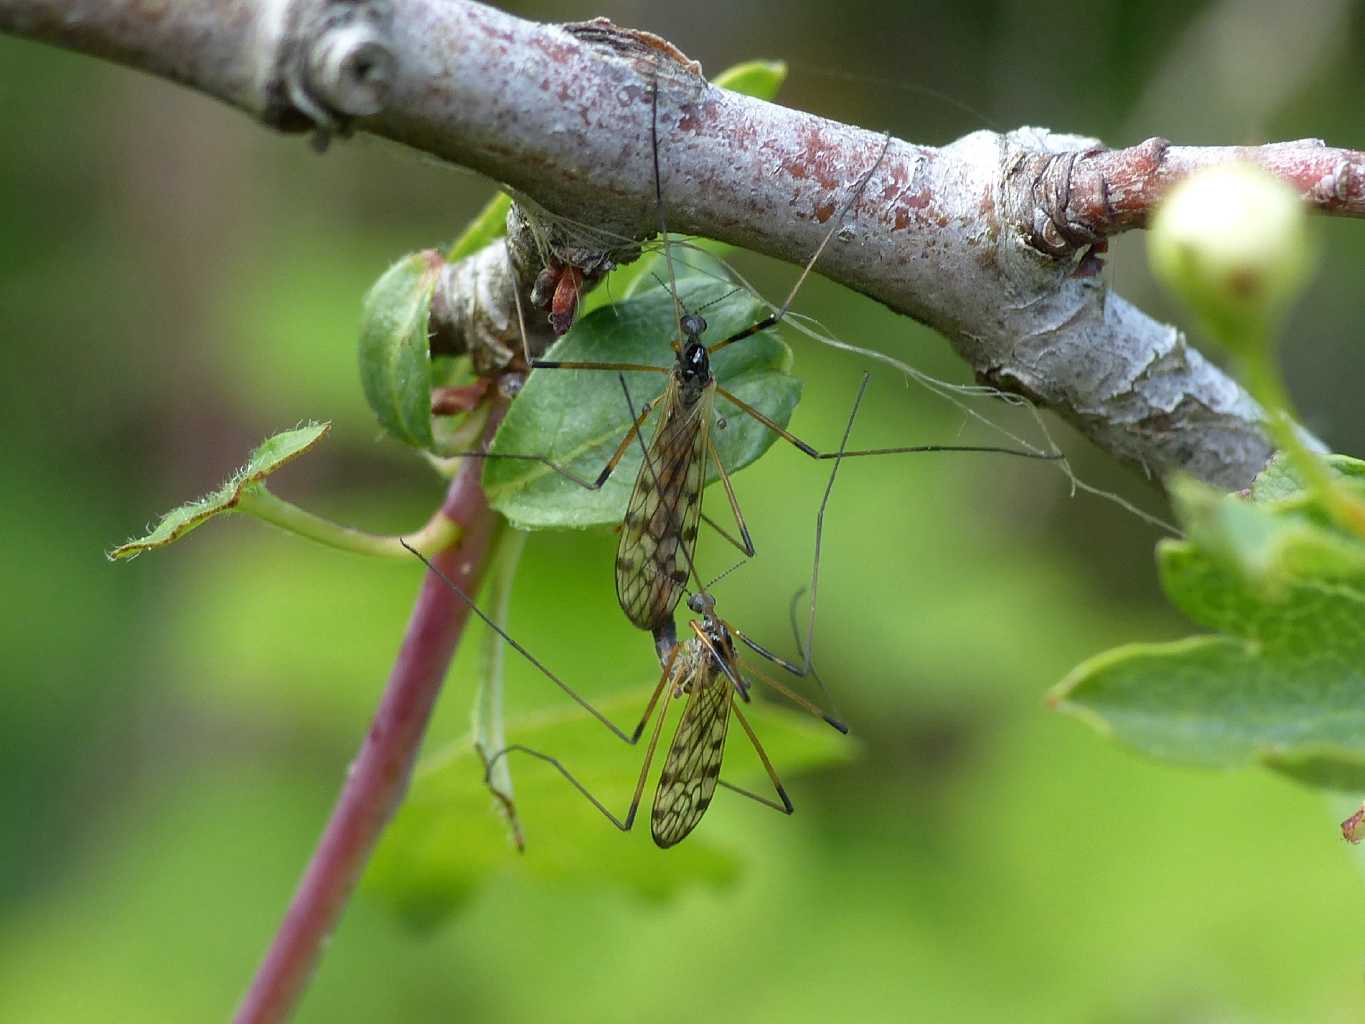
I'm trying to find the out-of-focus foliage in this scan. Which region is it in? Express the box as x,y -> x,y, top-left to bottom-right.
1054,456 -> 1365,789
3,2 -> 1365,1022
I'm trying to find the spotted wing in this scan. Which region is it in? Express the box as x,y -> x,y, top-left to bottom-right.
615,380 -> 712,630
650,647 -> 733,848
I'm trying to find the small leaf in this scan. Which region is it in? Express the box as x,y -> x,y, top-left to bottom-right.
109,423 -> 330,559
484,271 -> 800,530
712,60 -> 789,102
358,250 -> 443,449
447,193 -> 512,262
366,690 -> 852,929
1250,452 -> 1365,503
1052,458 -> 1365,791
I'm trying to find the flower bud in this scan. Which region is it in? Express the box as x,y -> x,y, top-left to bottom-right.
1148,163 -> 1314,353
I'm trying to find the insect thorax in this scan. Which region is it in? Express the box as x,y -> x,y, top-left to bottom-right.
674,341 -> 712,406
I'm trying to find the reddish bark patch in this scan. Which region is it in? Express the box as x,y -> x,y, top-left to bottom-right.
1342,804 -> 1365,844
780,122 -> 839,193
676,100 -> 718,135
531,35 -> 576,65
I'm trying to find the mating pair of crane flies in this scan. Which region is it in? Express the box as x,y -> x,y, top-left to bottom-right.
465,81 -> 1063,645
404,373 -> 868,848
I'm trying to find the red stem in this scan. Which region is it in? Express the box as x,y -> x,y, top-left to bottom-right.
234,429 -> 500,1024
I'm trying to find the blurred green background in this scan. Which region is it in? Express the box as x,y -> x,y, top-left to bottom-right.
2,1 -> 1363,1021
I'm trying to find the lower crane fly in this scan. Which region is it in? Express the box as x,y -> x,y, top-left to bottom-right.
403,375 -> 871,847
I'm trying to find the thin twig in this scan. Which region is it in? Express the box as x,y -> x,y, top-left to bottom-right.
233,411 -> 503,1024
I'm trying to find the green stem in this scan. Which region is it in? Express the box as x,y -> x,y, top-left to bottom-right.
1240,348 -> 1365,537
236,486 -> 461,558
473,522 -> 529,849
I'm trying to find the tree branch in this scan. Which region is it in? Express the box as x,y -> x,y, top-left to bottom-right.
5,0 -> 1362,489
232,417 -> 499,1024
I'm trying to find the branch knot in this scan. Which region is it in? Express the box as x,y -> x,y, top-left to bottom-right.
271,0 -> 396,147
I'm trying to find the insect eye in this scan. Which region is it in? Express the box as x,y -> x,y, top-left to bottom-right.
680,313 -> 707,337
687,593 -> 706,613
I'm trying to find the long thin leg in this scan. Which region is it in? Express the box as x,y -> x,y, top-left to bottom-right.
400,539 -> 646,744
716,701 -> 794,815
706,134 -> 895,359
483,647 -> 679,833
713,383 -> 1064,463
740,662 -> 847,734
707,436 -> 755,556
529,359 -> 670,374
734,374 -> 871,718
799,372 -> 867,688
698,510 -> 752,557
447,388 -> 659,492
734,629 -> 803,677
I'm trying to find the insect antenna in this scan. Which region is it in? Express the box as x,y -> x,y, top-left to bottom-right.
650,72 -> 685,348
731,372 -> 871,727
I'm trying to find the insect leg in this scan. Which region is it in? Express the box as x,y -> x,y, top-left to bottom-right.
713,382 -> 1064,464
445,384 -> 660,492
697,510 -> 751,556
529,360 -> 670,374
482,646 -> 681,833
733,373 -> 872,717
737,663 -> 847,735
714,700 -> 794,815
706,436 -> 756,557
401,539 -> 645,744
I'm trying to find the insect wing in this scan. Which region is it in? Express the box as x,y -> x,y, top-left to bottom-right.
615,380 -> 711,630
650,648 -> 733,848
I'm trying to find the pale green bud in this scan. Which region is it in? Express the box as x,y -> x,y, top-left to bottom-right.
1148,163 -> 1315,353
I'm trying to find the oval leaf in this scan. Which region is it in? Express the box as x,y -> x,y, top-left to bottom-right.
484,271 -> 800,530
358,250 -> 442,449
108,422 -> 331,559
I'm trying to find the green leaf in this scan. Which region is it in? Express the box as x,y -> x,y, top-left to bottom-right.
712,60 -> 788,102
108,423 -> 330,559
366,689 -> 853,929
1250,451 -> 1365,503
1170,472 -> 1365,589
1052,457 -> 1365,791
483,271 -> 800,529
447,192 -> 511,262
358,250 -> 443,449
